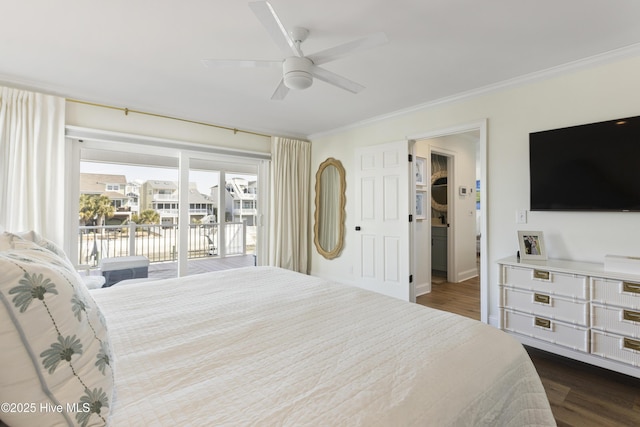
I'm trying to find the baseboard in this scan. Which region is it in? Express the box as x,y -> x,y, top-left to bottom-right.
415,282 -> 430,296
456,267 -> 478,283
309,272 -> 358,287
488,314 -> 499,328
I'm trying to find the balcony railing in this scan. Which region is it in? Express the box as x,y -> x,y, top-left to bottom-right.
152,194 -> 177,201
78,221 -> 247,266
153,209 -> 210,216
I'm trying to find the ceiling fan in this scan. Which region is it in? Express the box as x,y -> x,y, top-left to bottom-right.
201,1 -> 388,100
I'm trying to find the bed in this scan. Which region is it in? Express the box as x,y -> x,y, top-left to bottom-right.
0,231 -> 555,426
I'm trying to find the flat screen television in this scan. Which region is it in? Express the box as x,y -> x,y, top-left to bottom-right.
529,115 -> 640,212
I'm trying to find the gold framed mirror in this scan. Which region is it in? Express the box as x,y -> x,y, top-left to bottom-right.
314,158 -> 346,259
431,170 -> 448,213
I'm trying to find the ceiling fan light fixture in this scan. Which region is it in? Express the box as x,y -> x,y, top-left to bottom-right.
283,56 -> 313,90
284,71 -> 313,90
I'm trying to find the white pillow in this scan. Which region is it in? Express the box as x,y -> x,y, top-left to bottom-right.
0,238 -> 114,426
81,276 -> 107,290
0,231 -> 73,270
0,231 -> 16,251
17,230 -> 75,268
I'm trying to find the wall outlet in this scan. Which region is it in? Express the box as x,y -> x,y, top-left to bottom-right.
516,209 -> 527,224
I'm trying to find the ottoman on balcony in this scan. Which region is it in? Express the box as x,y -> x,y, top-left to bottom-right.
100,256 -> 149,287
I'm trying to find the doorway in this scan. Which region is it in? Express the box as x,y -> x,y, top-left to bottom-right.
430,152 -> 450,285
410,120 -> 487,323
68,129 -> 269,279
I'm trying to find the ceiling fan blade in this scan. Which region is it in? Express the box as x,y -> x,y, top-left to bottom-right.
310,65 -> 365,94
249,1 -> 302,57
271,79 -> 289,100
201,59 -> 281,69
307,32 -> 388,65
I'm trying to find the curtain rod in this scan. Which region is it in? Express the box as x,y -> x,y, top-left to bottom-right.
66,99 -> 271,139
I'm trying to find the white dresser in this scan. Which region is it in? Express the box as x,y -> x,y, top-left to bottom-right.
498,256 -> 640,378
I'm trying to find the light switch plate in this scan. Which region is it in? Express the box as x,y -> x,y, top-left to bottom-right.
516,209 -> 527,224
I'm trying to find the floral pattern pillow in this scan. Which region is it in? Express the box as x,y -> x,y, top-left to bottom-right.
0,236 -> 113,427
16,230 -> 75,269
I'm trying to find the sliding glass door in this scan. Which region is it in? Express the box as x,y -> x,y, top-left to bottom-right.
69,133 -> 268,280
78,148 -> 181,279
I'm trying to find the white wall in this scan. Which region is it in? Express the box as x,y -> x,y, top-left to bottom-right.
66,101 -> 271,154
309,55 -> 640,322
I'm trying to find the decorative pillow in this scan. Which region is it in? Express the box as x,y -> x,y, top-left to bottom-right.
17,230 -> 75,269
0,231 -> 16,251
0,238 -> 113,427
0,231 -> 73,269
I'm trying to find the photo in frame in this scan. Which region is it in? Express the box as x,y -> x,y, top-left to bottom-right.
517,231 -> 547,260
416,190 -> 426,219
415,157 -> 426,186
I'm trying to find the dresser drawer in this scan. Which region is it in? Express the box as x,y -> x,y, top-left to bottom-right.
591,277 -> 640,310
591,330 -> 640,367
502,265 -> 588,299
502,287 -> 589,326
591,303 -> 640,338
503,309 -> 589,352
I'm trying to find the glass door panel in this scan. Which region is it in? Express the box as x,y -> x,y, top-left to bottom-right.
76,141 -> 263,282
187,166 -> 220,274
79,149 -> 180,281
225,172 -> 258,256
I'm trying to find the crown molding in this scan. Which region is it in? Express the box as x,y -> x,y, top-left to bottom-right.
307,42 -> 640,140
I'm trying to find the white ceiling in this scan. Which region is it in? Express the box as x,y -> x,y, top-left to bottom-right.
2,0 -> 640,139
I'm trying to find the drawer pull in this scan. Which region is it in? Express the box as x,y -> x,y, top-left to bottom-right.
534,317 -> 551,329
533,269 -> 550,281
623,337 -> 640,352
623,310 -> 640,322
534,293 -> 550,304
623,282 -> 640,294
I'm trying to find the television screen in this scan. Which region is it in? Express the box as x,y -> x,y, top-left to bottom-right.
529,116 -> 640,211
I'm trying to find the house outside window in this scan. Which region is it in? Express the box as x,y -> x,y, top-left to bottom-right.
79,173 -> 131,224
75,142 -> 266,275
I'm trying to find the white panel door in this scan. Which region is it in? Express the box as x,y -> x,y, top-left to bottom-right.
354,140 -> 412,301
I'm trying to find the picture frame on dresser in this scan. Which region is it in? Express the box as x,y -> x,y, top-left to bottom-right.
517,230 -> 547,260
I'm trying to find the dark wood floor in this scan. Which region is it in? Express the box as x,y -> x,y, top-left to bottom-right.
525,346 -> 640,426
416,274 -> 640,426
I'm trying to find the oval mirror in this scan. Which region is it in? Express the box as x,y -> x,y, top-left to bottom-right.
431,170 -> 448,212
314,158 -> 346,259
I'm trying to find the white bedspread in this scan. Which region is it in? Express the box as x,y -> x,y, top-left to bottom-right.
91,267 -> 555,426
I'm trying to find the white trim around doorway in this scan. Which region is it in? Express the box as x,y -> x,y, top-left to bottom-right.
407,119 -> 488,325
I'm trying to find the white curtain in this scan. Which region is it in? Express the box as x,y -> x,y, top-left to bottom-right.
268,136 -> 310,273
0,86 -> 66,247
